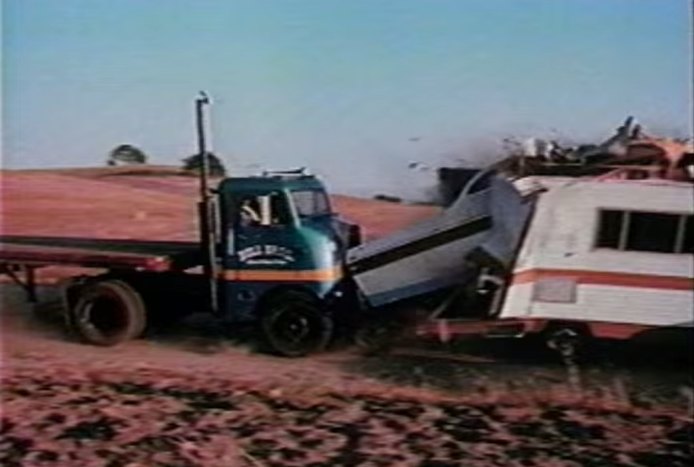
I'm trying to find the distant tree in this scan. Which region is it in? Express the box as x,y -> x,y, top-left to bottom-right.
373,194 -> 402,203
107,144 -> 148,166
182,152 -> 226,177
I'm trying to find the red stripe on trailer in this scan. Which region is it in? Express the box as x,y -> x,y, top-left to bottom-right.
511,268 -> 693,291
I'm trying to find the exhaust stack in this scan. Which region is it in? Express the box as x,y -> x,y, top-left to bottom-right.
195,91 -> 219,314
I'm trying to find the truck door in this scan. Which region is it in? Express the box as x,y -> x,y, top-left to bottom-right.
219,191 -> 297,321
225,191 -> 297,272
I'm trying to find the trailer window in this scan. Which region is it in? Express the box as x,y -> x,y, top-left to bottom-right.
595,210 -> 623,248
683,216 -> 694,254
596,210 -> 692,254
626,212 -> 679,253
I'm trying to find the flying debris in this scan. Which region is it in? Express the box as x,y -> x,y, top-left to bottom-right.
489,117 -> 693,181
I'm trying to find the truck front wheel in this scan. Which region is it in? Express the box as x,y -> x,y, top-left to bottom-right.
260,292 -> 333,357
68,279 -> 147,346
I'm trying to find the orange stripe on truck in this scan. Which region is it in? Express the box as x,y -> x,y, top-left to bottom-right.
512,268 -> 693,291
220,266 -> 343,282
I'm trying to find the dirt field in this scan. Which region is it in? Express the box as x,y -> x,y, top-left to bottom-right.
1,168 -> 692,466
0,167 -> 436,243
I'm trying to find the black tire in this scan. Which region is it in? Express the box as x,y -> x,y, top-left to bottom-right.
68,279 -> 147,346
260,292 -> 333,357
543,324 -> 592,362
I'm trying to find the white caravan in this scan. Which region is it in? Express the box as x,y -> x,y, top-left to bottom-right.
417,176 -> 693,344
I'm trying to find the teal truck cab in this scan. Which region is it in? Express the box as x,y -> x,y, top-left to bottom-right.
214,170 -> 360,355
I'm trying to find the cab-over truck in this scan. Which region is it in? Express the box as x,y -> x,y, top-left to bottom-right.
0,95 -> 360,357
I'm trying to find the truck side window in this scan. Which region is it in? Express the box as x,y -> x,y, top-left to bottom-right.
237,196 -> 262,227
269,193 -> 291,225
236,193 -> 292,228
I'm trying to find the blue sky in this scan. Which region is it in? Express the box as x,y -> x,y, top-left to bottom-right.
2,0 -> 691,197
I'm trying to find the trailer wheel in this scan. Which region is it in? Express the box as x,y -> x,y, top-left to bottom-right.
260,292 -> 333,357
354,317 -> 403,356
69,280 -> 147,346
544,324 -> 592,362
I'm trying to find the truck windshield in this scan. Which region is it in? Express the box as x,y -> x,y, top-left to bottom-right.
291,190 -> 331,218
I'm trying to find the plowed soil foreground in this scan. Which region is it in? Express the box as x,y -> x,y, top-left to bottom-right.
2,361 -> 691,467
1,169 -> 693,466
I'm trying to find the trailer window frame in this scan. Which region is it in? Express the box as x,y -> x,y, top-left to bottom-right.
594,209 -> 693,254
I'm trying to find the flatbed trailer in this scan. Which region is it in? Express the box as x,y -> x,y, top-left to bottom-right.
0,235 -> 205,313
0,235 -> 203,272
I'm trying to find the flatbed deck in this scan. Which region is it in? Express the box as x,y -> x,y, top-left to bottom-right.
0,236 -> 202,272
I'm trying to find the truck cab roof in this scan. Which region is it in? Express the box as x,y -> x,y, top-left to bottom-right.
217,173 -> 326,194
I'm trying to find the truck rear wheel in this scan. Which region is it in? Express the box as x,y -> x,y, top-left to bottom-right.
68,279 -> 147,346
260,292 -> 333,357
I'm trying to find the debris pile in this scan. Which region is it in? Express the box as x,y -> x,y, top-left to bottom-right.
433,117 -> 692,205
493,117 -> 694,181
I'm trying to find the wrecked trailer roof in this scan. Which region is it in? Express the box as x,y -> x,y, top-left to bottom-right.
347,172 -> 533,307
